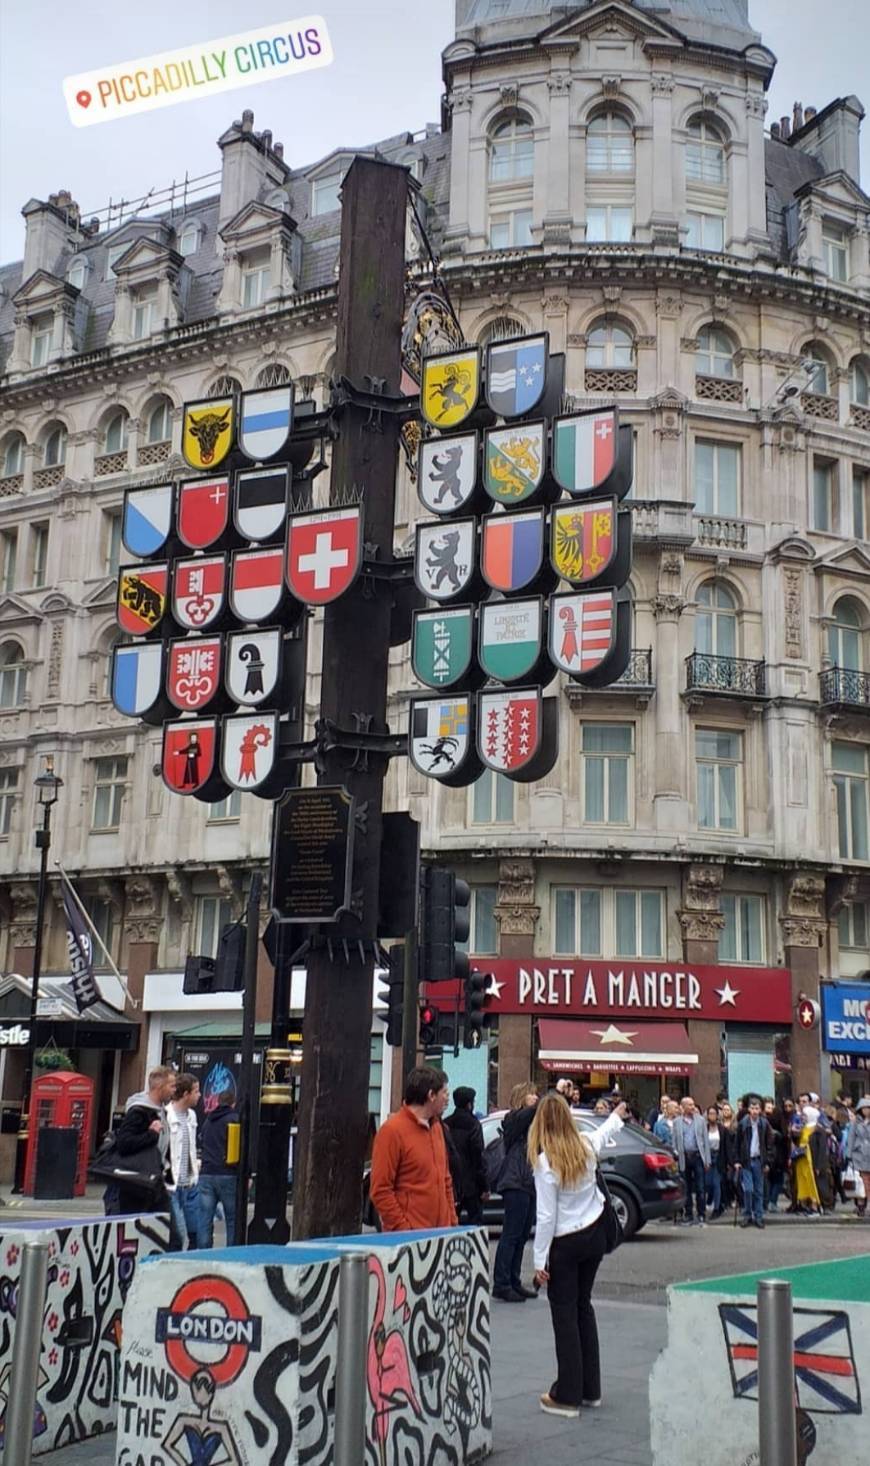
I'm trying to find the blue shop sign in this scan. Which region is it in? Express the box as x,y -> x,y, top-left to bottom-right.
821,982 -> 870,1055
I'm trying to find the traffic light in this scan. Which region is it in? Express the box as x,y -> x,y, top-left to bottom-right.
419,1002 -> 439,1049
420,867 -> 471,984
464,969 -> 489,1048
376,944 -> 405,1047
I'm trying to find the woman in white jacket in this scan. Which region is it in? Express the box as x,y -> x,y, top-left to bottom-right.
528,1091 -> 627,1418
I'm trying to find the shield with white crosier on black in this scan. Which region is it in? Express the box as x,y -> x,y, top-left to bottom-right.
166,636 -> 223,713
409,696 -> 472,781
225,628 -> 282,707
122,483 -> 173,559
221,711 -> 279,792
171,554 -> 227,631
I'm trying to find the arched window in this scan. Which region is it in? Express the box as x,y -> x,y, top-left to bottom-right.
207,375 -> 242,400
587,321 -> 634,369
0,644 -> 27,709
104,412 -> 129,454
42,424 -> 67,467
489,116 -> 534,182
587,112 -> 633,174
2,433 -> 25,477
802,342 -> 832,396
829,598 -> 863,671
478,316 -> 525,348
686,118 -> 726,184
255,363 -> 292,388
696,582 -> 737,658
696,327 -> 735,380
146,399 -> 172,443
851,359 -> 870,407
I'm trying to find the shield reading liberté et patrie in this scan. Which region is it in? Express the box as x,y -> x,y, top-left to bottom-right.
238,385 -> 294,462
172,555 -> 227,631
477,687 -> 542,774
111,642 -> 163,717
484,422 -> 545,506
225,628 -> 281,706
421,348 -> 481,430
167,636 -> 223,712
286,506 -> 362,606
234,465 -> 288,542
221,711 -> 278,791
412,606 -> 474,689
552,409 -> 618,496
485,334 -> 548,418
162,718 -> 218,794
551,500 -> 617,585
122,484 -> 173,558
481,509 -> 544,593
230,547 -> 285,624
117,563 -> 168,636
418,433 -> 478,515
182,397 -> 235,471
548,590 -> 617,676
479,599 -> 542,683
177,476 -> 231,550
415,520 -> 476,602
410,697 -> 471,779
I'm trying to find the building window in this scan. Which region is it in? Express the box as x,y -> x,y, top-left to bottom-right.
696,581 -> 737,658
833,742 -> 869,860
178,223 -> 200,257
0,530 -> 17,593
554,888 -> 602,955
255,363 -> 292,388
311,172 -> 342,216
838,900 -> 869,950
803,344 -> 830,395
43,425 -> 66,467
489,209 -> 533,249
104,412 -> 128,454
686,118 -> 726,184
91,755 -> 128,831
457,885 -> 499,956
471,768 -> 515,824
812,459 -> 834,532
195,896 -> 234,959
208,790 -> 242,821
853,470 -> 869,540
132,288 -> 157,340
208,375 -> 242,400
614,890 -> 663,958
586,206 -> 633,242
828,597 -> 862,671
31,315 -> 53,368
2,434 -> 24,477
146,400 -> 171,443
852,360 -> 870,406
30,523 -> 48,588
720,894 -> 764,962
696,728 -> 742,832
241,252 -> 270,309
686,211 -> 725,252
822,222 -> 849,283
85,897 -> 116,966
586,321 -> 634,369
0,767 -> 17,835
67,258 -> 87,290
695,440 -> 740,516
553,887 -> 663,957
696,327 -> 735,379
581,723 -> 633,824
586,112 -> 633,174
490,116 -> 534,182
104,510 -> 123,574
0,645 -> 27,708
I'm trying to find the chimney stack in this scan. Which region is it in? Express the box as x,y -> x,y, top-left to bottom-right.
21,191 -> 83,278
273,143 -> 284,160
780,116 -> 791,140
241,109 -> 254,133
805,106 -> 817,123
770,121 -> 781,140
217,111 -> 290,231
793,101 -> 804,132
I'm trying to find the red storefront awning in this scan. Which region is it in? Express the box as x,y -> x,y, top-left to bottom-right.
538,1018 -> 698,1076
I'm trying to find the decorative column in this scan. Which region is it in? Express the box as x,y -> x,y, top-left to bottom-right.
652,586 -> 687,830
444,85 -> 473,252
678,863 -> 725,1106
780,874 -> 827,1097
9,882 -> 39,976
120,874 -> 162,1097
650,73 -> 679,244
494,857 -> 539,1108
543,71 -> 572,243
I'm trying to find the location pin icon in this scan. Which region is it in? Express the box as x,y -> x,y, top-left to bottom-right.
76,90 -> 92,109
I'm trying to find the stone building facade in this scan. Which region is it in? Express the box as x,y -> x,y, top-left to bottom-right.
1,0 -> 869,1132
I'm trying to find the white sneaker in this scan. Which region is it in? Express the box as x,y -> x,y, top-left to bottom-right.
540,1393 -> 579,1419
582,1398 -> 603,1408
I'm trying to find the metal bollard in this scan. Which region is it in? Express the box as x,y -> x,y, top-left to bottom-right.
4,1237 -> 50,1466
333,1250 -> 370,1466
757,1278 -> 798,1466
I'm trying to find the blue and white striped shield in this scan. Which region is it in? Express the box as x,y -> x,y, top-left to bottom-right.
239,386 -> 294,462
122,484 -> 173,558
111,642 -> 163,717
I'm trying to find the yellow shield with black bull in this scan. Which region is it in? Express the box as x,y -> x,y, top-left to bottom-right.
421,348 -> 481,430
182,396 -> 235,471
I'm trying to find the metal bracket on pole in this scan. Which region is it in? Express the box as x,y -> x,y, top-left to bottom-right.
331,374 -> 418,427
757,1278 -> 798,1466
333,1250 -> 370,1466
4,1237 -> 49,1466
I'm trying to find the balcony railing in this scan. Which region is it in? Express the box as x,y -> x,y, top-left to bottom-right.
614,648 -> 654,689
694,374 -> 743,404
850,403 -> 870,433
695,515 -> 747,550
685,652 -> 766,697
819,666 -> 870,710
801,391 -> 839,422
584,367 -> 637,394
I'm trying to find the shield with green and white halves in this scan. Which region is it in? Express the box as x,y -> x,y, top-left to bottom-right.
412,606 -> 474,689
484,422 -> 545,506
478,598 -> 543,682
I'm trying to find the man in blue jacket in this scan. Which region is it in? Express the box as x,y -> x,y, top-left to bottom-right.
198,1088 -> 240,1247
671,1096 -> 711,1225
734,1095 -> 776,1229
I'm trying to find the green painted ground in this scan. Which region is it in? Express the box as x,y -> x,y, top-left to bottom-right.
676,1253 -> 870,1302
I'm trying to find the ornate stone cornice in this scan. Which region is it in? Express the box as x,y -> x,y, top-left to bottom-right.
124,873 -> 162,944
495,858 -> 539,941
8,880 -> 38,948
780,916 -> 824,949
652,593 -> 686,620
678,911 -> 725,943
780,872 -> 827,947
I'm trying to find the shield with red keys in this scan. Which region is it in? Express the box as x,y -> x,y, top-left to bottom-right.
172,555 -> 227,630
117,563 -> 168,636
230,547 -> 285,624
162,719 -> 218,794
286,506 -> 362,606
177,476 -> 231,550
167,636 -> 223,712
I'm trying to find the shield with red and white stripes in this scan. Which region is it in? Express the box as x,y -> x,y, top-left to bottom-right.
229,547 -> 285,624
548,590 -> 616,675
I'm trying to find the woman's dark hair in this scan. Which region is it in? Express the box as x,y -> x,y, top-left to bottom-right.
404,1065 -> 447,1106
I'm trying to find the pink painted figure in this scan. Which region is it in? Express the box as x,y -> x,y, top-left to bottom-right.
367,1257 -> 422,1466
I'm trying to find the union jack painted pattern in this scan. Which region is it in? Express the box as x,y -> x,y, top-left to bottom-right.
719,1303 -> 862,1415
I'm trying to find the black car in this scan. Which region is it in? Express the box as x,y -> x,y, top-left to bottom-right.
481,1109 -> 684,1239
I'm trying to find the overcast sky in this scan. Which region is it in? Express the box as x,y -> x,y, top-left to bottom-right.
0,1 -> 866,261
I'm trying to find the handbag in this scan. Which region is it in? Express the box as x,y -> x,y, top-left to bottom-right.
88,1136 -> 164,1196
596,1165 -> 624,1253
843,1164 -> 866,1200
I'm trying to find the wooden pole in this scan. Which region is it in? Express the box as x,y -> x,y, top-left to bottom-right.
291,157 -> 408,1239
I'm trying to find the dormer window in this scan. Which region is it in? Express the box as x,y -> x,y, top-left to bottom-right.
312,172 -> 342,216
132,285 -> 158,340
67,257 -> 88,291
178,223 -> 201,257
241,250 -> 270,309
31,314 -> 53,368
822,222 -> 849,283
106,243 -> 130,279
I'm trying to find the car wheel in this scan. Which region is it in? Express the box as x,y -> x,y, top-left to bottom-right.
608,1186 -> 640,1240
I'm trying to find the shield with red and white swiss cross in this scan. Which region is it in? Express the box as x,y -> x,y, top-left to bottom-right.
285,506 -> 363,606
477,687 -> 542,774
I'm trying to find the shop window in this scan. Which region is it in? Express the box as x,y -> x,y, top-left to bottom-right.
822,222 -> 849,283
458,885 -> 499,956
828,597 -> 863,671
0,644 -> 27,708
696,581 -> 738,658
614,890 -> 663,958
833,742 -> 869,860
92,755 -> 128,831
838,900 -> 869,950
471,768 -> 514,824
0,767 -> 18,835
696,327 -> 736,380
195,895 -> 234,958
696,728 -> 742,832
812,459 -> 835,531
581,723 -> 633,825
720,894 -> 764,963
208,790 -> 242,822
553,888 -> 602,956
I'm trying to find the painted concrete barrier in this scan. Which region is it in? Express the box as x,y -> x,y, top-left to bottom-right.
116,1227 -> 492,1466
650,1254 -> 870,1466
0,1213 -> 170,1455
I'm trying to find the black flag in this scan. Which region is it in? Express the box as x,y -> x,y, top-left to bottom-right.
62,879 -> 99,1013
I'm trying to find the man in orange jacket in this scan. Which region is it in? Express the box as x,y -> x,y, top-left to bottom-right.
370,1066 -> 458,1231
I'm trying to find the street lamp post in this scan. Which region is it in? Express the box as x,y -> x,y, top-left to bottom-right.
12,756 -> 63,1195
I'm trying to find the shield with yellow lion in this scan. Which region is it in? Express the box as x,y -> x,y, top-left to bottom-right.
484,422 -> 545,506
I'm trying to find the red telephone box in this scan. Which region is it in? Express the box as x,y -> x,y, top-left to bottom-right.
24,1071 -> 94,1197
